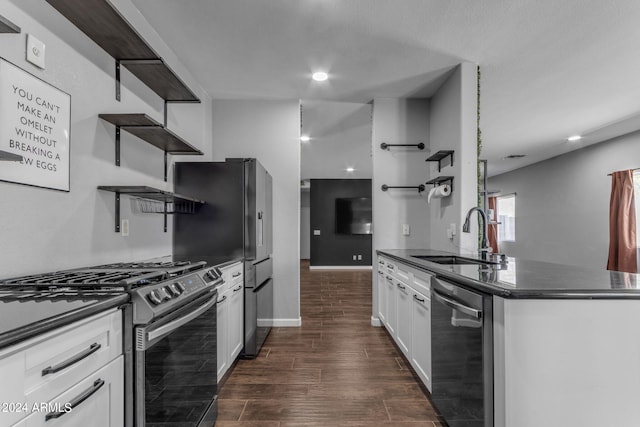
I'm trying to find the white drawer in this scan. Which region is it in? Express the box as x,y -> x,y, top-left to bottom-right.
0,309 -> 122,426
220,261 -> 243,287
12,355 -> 124,427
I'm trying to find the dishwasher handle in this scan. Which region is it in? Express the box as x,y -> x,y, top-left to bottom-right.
432,288 -> 482,319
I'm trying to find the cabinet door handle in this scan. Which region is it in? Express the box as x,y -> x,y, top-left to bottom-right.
232,272 -> 241,278
45,378 -> 105,421
413,294 -> 425,303
397,283 -> 406,290
233,285 -> 242,292
378,271 -> 384,275
42,343 -> 101,376
217,295 -> 228,304
386,276 -> 393,282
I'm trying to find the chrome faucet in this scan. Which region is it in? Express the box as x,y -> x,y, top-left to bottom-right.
463,207 -> 491,260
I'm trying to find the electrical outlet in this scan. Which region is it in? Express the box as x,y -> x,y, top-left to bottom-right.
313,229 -> 321,236
121,219 -> 129,236
450,223 -> 457,236
352,255 -> 357,260
26,34 -> 46,69
402,224 -> 410,236
357,255 -> 362,260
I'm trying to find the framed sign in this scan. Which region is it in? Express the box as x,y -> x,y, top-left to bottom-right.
0,58 -> 71,191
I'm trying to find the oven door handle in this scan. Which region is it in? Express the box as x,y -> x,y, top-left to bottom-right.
147,294 -> 217,342
432,289 -> 482,319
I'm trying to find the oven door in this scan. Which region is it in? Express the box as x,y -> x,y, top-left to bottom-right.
135,289 -> 218,427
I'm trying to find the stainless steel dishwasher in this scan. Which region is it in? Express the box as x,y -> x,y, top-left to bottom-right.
430,277 -> 493,427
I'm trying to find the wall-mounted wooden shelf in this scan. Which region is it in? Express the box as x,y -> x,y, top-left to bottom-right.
99,113 -> 203,181
425,150 -> 454,172
98,185 -> 204,233
0,150 -> 23,162
0,15 -> 20,33
425,176 -> 454,187
45,0 -> 199,102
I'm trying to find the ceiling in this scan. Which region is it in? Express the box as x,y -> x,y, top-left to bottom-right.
130,0 -> 640,176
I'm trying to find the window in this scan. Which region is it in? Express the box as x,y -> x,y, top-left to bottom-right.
497,194 -> 516,242
635,171 -> 640,251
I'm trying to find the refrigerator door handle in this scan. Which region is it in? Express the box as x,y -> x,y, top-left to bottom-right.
258,211 -> 264,247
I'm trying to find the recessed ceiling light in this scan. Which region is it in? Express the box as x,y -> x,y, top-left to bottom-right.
503,154 -> 526,159
312,71 -> 329,82
567,135 -> 582,142
300,135 -> 310,142
346,167 -> 355,172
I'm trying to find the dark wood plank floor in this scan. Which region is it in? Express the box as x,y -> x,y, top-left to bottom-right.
217,260 -> 443,426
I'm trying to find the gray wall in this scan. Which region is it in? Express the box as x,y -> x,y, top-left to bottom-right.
309,179 -> 372,267
300,190 -> 310,259
1,0 -> 211,277
488,130 -> 640,268
210,99 -> 301,326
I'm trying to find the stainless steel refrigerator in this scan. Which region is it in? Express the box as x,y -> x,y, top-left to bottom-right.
173,158 -> 273,358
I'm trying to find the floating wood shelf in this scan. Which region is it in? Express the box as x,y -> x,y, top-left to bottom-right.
425,176 -> 454,187
0,15 -> 20,33
99,113 -> 203,154
0,150 -> 23,162
98,185 -> 204,233
45,0 -> 199,102
425,150 -> 454,172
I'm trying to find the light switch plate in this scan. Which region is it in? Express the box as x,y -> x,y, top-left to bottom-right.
402,224 -> 410,236
121,219 -> 129,236
26,34 -> 46,69
313,229 -> 321,236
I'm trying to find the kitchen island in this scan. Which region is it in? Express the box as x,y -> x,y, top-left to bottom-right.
377,248 -> 640,427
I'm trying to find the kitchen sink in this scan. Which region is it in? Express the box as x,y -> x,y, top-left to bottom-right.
412,255 -> 495,265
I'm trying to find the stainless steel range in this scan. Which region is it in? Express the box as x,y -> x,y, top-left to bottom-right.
1,260 -> 223,427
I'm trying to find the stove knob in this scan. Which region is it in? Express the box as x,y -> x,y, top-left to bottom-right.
206,270 -> 218,281
169,283 -> 183,296
162,286 -> 174,299
174,282 -> 186,293
147,290 -> 163,305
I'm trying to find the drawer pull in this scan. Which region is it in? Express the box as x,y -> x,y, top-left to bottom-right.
397,283 -> 406,290
233,285 -> 242,292
217,295 -> 228,304
45,378 -> 105,421
232,272 -> 242,278
413,294 -> 426,303
386,276 -> 393,282
41,343 -> 101,376
377,271 -> 384,275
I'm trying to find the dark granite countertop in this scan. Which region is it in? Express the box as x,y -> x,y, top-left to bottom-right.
0,292 -> 129,349
377,249 -> 640,299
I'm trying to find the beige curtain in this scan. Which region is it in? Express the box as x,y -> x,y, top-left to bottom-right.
607,170 -> 637,273
488,196 -> 499,254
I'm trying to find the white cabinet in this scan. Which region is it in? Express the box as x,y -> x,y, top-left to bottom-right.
13,356 -> 124,427
217,261 -> 244,381
0,309 -> 124,427
411,288 -> 431,391
383,274 -> 397,336
395,280 -> 412,357
376,254 -> 433,392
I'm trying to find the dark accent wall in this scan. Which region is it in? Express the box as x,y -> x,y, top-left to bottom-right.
310,179 -> 372,266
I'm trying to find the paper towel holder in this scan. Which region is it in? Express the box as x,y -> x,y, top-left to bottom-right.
380,142 -> 425,150
425,176 -> 454,192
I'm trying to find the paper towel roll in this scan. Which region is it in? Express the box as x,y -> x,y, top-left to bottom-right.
427,184 -> 451,203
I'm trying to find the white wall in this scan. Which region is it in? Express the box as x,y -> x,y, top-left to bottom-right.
488,131 -> 640,268
372,99 -> 431,252
0,0 -> 211,277
211,99 -> 301,325
428,62 -> 479,255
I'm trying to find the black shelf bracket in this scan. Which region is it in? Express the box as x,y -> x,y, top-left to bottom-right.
380,142 -> 425,150
114,192 -> 121,233
425,176 -> 454,192
425,150 -> 455,172
115,126 -> 121,166
164,152 -> 168,182
381,184 -> 426,193
115,60 -> 121,102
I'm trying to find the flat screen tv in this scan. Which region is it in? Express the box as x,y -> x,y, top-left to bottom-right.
335,197 -> 372,235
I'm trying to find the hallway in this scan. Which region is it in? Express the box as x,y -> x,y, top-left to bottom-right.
216,261 -> 443,426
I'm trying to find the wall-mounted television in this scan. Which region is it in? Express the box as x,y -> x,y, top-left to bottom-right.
335,197 -> 373,235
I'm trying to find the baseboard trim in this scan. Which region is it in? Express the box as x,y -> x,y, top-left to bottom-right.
371,316 -> 382,327
258,317 -> 302,327
309,265 -> 372,270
